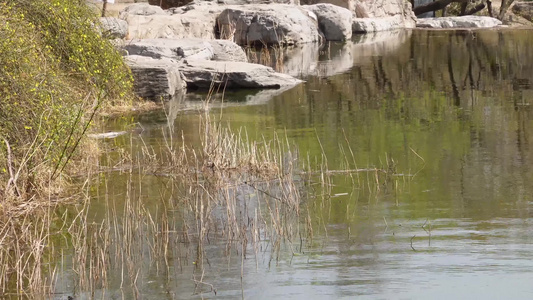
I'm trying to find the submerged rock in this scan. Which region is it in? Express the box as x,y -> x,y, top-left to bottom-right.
416,16 -> 503,28
87,131 -> 128,140
125,55 -> 186,101
179,59 -> 303,89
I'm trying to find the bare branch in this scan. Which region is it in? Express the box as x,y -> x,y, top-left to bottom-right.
4,139 -> 21,197
499,0 -> 516,20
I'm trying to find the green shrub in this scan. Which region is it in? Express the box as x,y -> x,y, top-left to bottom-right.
0,0 -> 134,200
9,0 -> 133,99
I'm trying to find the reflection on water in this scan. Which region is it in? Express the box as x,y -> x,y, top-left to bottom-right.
58,29 -> 533,299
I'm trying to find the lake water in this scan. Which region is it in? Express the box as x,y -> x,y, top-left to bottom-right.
53,28 -> 533,299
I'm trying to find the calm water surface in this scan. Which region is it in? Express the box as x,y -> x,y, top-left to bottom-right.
58,29 -> 533,299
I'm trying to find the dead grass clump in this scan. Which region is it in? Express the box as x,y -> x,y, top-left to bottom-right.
0,85 -> 416,298
246,45 -> 286,72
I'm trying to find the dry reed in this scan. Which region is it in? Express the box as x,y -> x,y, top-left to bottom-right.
0,93 -> 413,298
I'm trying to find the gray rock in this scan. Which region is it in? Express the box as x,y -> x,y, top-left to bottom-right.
179,59 -> 303,89
120,4 -> 223,39
123,38 -> 247,62
216,5 -> 321,45
300,0 -> 353,10
300,0 -> 416,29
125,55 -> 186,100
218,0 -> 299,4
416,16 -> 503,28
99,17 -> 129,39
118,3 -> 167,18
124,39 -> 214,60
358,0 -> 417,29
512,2 -> 533,22
208,39 -> 248,62
304,4 -> 352,41
353,16 -> 408,32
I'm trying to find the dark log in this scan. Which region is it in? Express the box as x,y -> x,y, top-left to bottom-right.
459,2 -> 467,15
413,0 -> 469,16
487,0 -> 494,17
465,3 -> 486,15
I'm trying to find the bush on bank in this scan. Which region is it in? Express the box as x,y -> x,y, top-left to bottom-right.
0,0 -> 134,202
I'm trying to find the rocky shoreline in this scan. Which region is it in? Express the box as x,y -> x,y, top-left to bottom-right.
97,0 -> 509,101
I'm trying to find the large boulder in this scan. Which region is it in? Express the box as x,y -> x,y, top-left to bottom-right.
216,5 -> 321,45
512,2 -> 533,22
304,3 -> 352,41
118,3 -> 167,17
358,0 -> 412,18
416,16 -> 503,28
120,3 -> 223,39
124,38 -> 213,60
353,16 -> 408,32
218,0 -> 299,4
99,17 -> 129,39
125,55 -> 186,100
357,0 -> 416,30
150,0 -> 299,7
300,0 -> 416,30
123,38 -> 247,62
179,59 -> 303,89
300,0 -> 363,14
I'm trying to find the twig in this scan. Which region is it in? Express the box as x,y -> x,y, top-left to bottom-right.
53,91 -> 101,179
192,271 -> 217,296
4,138 -> 21,197
422,219 -> 432,246
244,181 -> 283,202
410,235 -> 417,251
